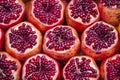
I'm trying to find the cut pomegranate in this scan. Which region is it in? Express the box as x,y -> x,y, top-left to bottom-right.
0,0 -> 25,29
0,52 -> 21,80
0,28 -> 4,50
27,0 -> 65,32
43,25 -> 80,61
5,21 -> 42,60
81,21 -> 119,60
99,0 -> 120,26
66,0 -> 100,31
62,56 -> 100,80
101,54 -> 120,80
22,53 -> 60,80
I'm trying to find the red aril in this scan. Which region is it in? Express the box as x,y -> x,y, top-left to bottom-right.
81,21 -> 119,60
62,56 -> 100,80
0,0 -> 25,29
66,0 -> 100,31
43,25 -> 80,61
22,53 -> 60,80
101,54 -> 120,80
0,51 -> 21,80
0,28 -> 4,50
98,0 -> 120,26
27,0 -> 65,32
5,21 -> 42,60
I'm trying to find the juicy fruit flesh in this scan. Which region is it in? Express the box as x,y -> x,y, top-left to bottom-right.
0,0 -> 22,24
46,26 -> 75,51
24,55 -> 57,80
33,0 -> 62,25
106,56 -> 120,79
85,22 -> 116,51
100,0 -> 120,8
70,0 -> 98,23
64,57 -> 98,79
0,54 -> 17,79
9,23 -> 37,53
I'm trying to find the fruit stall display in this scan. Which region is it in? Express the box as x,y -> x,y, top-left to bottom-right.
0,0 -> 120,80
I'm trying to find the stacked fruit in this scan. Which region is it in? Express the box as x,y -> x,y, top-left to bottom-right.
0,0 -> 120,80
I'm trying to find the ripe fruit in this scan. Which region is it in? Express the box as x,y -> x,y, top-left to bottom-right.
62,56 -> 100,80
98,0 -> 120,26
66,0 -> 100,31
22,53 -> 60,80
0,0 -> 25,29
5,21 -> 42,60
0,51 -> 21,80
81,21 -> 119,60
27,0 -> 65,32
43,25 -> 80,61
100,54 -> 120,80
0,28 -> 4,50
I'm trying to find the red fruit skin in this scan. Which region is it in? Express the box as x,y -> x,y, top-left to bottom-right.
27,0 -> 65,33
0,28 -> 4,50
0,0 -> 25,30
65,1 -> 100,31
98,3 -> 120,27
0,51 -> 21,80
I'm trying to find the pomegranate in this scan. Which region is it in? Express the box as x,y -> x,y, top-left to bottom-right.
101,54 -> 120,80
66,0 -> 100,31
62,56 -> 100,80
0,51 -> 21,80
22,53 -> 60,80
5,21 -> 42,60
0,28 -> 4,50
0,0 -> 25,29
98,0 -> 120,26
27,0 -> 65,32
81,21 -> 119,60
43,25 -> 80,61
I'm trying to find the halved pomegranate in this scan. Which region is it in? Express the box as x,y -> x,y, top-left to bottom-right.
0,51 -> 21,80
101,54 -> 120,80
0,28 -> 4,50
5,21 -> 42,60
22,53 -> 60,80
0,0 -> 25,29
66,0 -> 100,31
27,0 -> 65,32
98,0 -> 120,26
43,25 -> 80,61
81,21 -> 119,60
62,56 -> 100,80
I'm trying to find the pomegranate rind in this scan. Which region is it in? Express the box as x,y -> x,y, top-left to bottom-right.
22,53 -> 60,80
0,0 -> 25,29
5,21 -> 42,60
27,0 -> 65,32
81,21 -> 119,60
0,28 -> 4,50
98,2 -> 120,26
100,54 -> 120,80
43,25 -> 80,61
62,56 -> 100,80
0,51 -> 21,80
66,0 -> 100,31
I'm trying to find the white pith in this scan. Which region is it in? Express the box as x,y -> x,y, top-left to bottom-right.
22,54 -> 59,80
63,56 -> 99,80
32,0 -> 64,26
0,1 -> 24,26
45,26 -> 77,53
0,53 -> 19,80
68,1 -> 99,25
6,22 -> 41,54
83,21 -> 118,52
